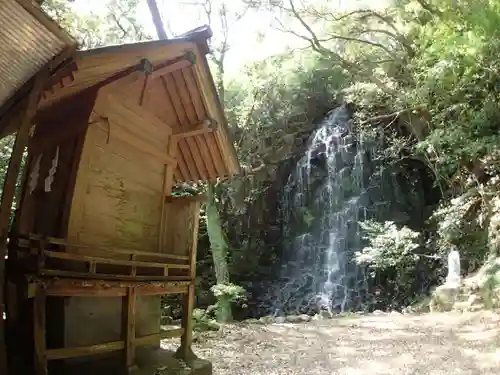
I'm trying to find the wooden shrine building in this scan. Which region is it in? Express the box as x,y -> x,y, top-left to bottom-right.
0,1 -> 240,374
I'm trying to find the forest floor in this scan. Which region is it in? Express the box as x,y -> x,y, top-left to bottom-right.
162,310 -> 500,375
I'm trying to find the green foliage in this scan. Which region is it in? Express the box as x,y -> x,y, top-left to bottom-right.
210,282 -> 247,321
42,0 -> 150,49
26,0 -> 500,314
211,282 -> 246,303
192,308 -> 220,332
399,1 -> 500,180
355,220 -> 421,274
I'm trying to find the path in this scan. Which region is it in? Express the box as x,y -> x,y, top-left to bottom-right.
164,311 -> 500,375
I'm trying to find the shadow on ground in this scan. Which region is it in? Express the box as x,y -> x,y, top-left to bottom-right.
162,311 -> 500,375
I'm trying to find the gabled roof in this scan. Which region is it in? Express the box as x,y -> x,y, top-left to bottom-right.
35,27 -> 239,183
0,2 -> 239,183
0,0 -> 76,109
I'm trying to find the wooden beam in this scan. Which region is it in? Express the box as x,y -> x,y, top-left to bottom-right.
42,61 -> 78,92
96,54 -> 194,100
159,164 -> 169,252
134,328 -> 183,346
39,269 -> 191,282
0,68 -> 50,375
38,279 -> 189,297
44,328 -> 183,361
150,59 -> 192,80
16,233 -> 190,261
43,250 -> 190,270
165,194 -> 207,204
159,135 -> 177,253
46,341 -> 125,361
172,119 -> 216,140
0,42 -> 77,139
33,284 -> 47,375
191,47 -> 240,176
176,201 -> 201,362
165,138 -> 178,196
123,287 -> 136,370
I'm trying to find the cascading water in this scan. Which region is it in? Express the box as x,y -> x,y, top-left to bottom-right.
272,105 -> 378,315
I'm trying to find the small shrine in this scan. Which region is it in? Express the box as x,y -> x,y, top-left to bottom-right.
0,1 -> 239,374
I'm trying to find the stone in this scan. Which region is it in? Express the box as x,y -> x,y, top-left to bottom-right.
389,311 -> 402,316
133,348 -> 212,375
372,310 -> 385,315
275,316 -> 286,324
430,284 -> 460,312
258,315 -> 275,324
244,318 -> 260,324
285,315 -> 303,323
299,314 -> 312,322
319,310 -> 333,319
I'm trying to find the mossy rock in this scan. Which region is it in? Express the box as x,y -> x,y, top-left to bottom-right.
429,284 -> 460,312
467,257 -> 500,309
258,315 -> 275,324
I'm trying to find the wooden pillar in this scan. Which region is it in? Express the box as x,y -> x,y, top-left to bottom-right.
33,284 -> 47,375
159,137 -> 177,252
176,201 -> 201,362
0,69 -> 49,375
122,287 -> 136,372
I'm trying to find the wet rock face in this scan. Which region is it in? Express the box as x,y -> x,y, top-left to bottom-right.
259,105 -> 433,316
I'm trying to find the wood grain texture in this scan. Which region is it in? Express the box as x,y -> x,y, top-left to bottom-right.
66,108 -> 169,254
123,287 -> 136,368
0,69 -> 50,375
33,284 -> 47,375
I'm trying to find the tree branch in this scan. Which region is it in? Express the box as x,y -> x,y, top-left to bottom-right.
359,105 -> 426,125
415,0 -> 442,16
107,10 -> 128,38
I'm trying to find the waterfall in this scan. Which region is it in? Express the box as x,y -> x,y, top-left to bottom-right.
274,105 -> 377,315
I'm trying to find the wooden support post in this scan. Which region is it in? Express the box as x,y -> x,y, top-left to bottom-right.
175,202 -> 201,363
122,287 -> 136,372
158,137 -> 177,252
0,69 -> 49,375
33,284 -> 47,375
176,283 -> 196,362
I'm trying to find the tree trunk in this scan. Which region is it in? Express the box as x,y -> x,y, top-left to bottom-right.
146,0 -> 168,40
206,183 -> 232,322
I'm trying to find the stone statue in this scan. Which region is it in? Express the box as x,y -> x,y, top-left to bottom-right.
446,248 -> 461,286
429,247 -> 462,312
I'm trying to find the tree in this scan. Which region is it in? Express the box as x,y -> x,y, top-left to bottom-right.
42,0 -> 150,49
146,0 -> 168,39
176,0 -> 251,322
245,0 -> 412,90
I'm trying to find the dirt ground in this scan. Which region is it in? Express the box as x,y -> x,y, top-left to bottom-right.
162,311 -> 500,375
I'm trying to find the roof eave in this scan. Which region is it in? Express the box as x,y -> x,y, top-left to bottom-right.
77,25 -> 213,60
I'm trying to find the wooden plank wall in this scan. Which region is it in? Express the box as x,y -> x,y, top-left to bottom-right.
66,95 -> 171,255
15,90 -> 97,239
162,198 -> 200,259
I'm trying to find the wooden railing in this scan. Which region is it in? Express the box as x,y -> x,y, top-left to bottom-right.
7,224 -> 198,374
27,279 -> 188,375
45,327 -> 183,360
10,233 -> 191,281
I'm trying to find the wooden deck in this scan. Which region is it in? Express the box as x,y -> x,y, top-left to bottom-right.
7,233 -> 196,375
